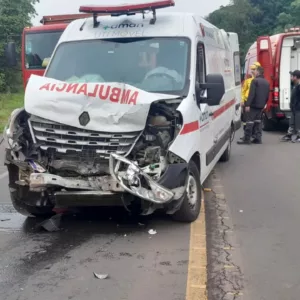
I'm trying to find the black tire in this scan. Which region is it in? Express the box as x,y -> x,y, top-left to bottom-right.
7,164 -> 54,217
172,160 -> 201,223
262,113 -> 274,131
219,126 -> 234,162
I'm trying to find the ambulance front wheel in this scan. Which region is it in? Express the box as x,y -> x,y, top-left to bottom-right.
172,160 -> 201,223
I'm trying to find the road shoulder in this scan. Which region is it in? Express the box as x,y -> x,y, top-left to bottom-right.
204,168 -> 245,300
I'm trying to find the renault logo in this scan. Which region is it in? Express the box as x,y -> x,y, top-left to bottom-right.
79,112 -> 90,126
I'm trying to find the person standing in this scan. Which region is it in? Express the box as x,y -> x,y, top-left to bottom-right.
281,70 -> 300,142
240,62 -> 261,139
237,66 -> 270,145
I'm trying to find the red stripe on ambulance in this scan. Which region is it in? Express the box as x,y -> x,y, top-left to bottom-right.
213,98 -> 235,119
180,121 -> 199,134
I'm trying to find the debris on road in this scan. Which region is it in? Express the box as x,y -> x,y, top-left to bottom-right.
239,210 -> 243,213
93,272 -> 109,279
138,222 -> 145,226
0,218 -> 11,222
37,214 -> 62,232
204,188 -> 212,192
148,229 -> 157,235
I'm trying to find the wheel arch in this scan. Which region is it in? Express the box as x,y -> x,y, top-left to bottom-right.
190,151 -> 201,174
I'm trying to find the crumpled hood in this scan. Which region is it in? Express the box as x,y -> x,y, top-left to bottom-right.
25,75 -> 176,132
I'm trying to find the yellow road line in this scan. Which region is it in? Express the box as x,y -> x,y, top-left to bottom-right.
186,198 -> 207,300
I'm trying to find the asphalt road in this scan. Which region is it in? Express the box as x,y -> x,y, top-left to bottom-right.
0,139 -> 207,300
217,129 -> 300,300
2,128 -> 298,300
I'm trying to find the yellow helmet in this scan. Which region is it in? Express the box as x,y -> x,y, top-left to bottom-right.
250,62 -> 261,70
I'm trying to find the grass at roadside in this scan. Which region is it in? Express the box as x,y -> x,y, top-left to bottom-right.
0,93 -> 24,132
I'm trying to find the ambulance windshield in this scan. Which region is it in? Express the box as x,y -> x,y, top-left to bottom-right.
46,37 -> 190,95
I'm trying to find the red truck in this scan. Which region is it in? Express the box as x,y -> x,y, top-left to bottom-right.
244,27 -> 300,130
22,13 -> 91,89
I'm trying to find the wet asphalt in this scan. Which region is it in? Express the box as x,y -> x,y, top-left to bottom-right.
218,127 -> 300,300
0,141 -> 190,300
1,126 -> 299,300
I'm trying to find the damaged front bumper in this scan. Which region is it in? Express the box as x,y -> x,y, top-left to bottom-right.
16,154 -> 186,205
110,153 -> 176,204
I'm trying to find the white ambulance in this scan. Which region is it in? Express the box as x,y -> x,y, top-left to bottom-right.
3,0 -> 241,222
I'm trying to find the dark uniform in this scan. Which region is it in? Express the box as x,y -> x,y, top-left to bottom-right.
238,74 -> 270,144
282,81 -> 300,141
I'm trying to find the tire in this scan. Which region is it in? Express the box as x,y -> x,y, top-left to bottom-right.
219,126 -> 234,162
7,164 -> 54,217
172,160 -> 201,223
262,113 -> 274,131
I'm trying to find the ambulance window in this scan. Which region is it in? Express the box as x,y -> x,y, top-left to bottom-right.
196,43 -> 206,84
233,51 -> 241,85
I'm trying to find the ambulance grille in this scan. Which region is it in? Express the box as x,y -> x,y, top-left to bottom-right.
29,116 -> 141,160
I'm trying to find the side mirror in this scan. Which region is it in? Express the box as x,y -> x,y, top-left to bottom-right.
199,74 -> 225,106
5,42 -> 17,67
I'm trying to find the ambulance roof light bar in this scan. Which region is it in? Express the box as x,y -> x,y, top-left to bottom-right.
79,0 -> 175,27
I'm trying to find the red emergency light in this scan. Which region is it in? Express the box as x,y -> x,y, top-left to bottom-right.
79,0 -> 175,26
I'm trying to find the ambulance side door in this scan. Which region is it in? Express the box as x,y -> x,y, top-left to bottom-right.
195,41 -> 214,176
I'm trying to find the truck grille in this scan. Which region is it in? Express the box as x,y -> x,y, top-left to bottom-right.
29,116 -> 141,159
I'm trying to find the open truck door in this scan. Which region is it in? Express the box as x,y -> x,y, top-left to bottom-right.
257,36 -> 274,112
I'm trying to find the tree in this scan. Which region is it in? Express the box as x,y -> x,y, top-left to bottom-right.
0,0 -> 39,92
206,0 -> 260,58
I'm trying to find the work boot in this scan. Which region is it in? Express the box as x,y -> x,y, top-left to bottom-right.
237,139 -> 251,145
251,138 -> 262,144
281,134 -> 292,142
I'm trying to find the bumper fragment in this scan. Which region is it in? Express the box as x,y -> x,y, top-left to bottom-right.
109,153 -> 174,204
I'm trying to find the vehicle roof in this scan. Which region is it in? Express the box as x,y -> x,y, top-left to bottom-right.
58,12 -> 223,43
24,24 -> 67,32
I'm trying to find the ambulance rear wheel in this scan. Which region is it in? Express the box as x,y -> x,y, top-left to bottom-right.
219,126 -> 234,162
172,160 -> 201,223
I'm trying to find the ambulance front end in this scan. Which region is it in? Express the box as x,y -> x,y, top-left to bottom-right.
2,2 -> 225,220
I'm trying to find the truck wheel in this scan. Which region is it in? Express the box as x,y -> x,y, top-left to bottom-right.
262,113 -> 274,131
7,165 -> 54,217
219,126 -> 234,162
172,160 -> 201,223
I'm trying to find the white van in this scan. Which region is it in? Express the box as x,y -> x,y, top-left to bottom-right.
3,1 -> 241,222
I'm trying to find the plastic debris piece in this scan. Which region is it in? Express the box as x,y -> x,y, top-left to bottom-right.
93,272 -> 109,279
204,188 -> 212,192
148,229 -> 157,235
37,214 -> 62,232
138,222 -> 145,226
239,210 -> 243,213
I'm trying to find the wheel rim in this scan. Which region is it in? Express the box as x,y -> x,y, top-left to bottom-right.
186,175 -> 198,210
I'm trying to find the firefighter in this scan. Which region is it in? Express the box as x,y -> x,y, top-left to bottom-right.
240,62 -> 261,139
237,66 -> 270,145
281,70 -> 300,142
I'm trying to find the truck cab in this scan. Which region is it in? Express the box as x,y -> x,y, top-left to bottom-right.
3,0 -> 241,222
22,13 -> 92,89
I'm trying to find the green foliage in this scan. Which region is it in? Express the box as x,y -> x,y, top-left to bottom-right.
207,0 -> 300,60
0,0 -> 39,92
0,92 -> 24,131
